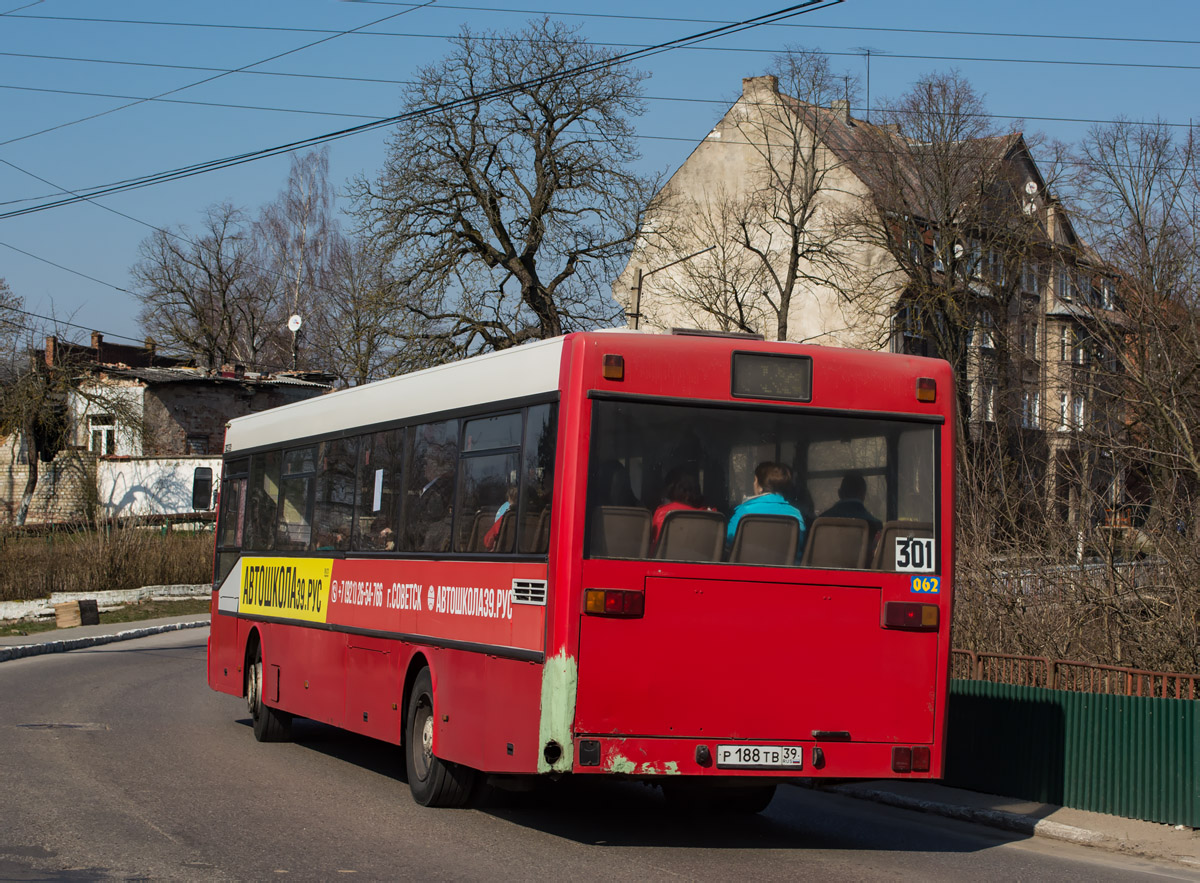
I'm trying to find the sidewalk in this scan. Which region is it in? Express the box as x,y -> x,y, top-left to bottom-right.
2,617 -> 1197,869
812,779 -> 1200,869
0,613 -> 209,661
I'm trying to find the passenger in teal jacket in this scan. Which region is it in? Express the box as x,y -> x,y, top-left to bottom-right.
726,461 -> 807,549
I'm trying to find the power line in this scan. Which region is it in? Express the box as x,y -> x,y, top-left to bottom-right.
0,1 -> 437,149
0,239 -> 130,293
12,7 -> 1200,48
0,82 -> 386,121
0,50 -> 419,88
0,1 -> 845,221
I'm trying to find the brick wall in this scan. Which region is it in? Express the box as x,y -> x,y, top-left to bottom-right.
143,382 -> 324,456
0,446 -> 95,524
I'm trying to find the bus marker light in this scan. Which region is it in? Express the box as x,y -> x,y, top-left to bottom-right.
603,354 -> 625,381
912,746 -> 931,772
884,601 -> 939,631
585,588 -> 645,617
916,377 -> 937,402
892,746 -> 913,773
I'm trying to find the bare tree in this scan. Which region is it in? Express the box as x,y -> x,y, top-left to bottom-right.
845,72 -> 1041,435
637,186 -> 771,335
132,203 -> 258,371
633,50 -> 859,341
253,149 -> 338,370
353,18 -> 657,356
731,50 -> 860,341
309,235 -> 448,387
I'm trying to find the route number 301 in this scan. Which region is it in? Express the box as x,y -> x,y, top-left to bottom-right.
894,536 -> 935,572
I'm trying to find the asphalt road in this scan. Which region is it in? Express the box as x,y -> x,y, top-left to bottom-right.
0,629 -> 1192,881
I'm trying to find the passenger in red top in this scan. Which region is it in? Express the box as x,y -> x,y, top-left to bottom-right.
651,468 -> 711,547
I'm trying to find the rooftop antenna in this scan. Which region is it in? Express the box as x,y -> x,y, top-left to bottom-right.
852,47 -> 884,122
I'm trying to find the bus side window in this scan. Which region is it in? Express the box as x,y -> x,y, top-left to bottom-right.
454,413 -> 521,554
401,419 -> 458,553
353,429 -> 403,551
245,450 -> 281,551
277,445 -> 318,551
518,404 -> 556,554
313,437 -> 358,551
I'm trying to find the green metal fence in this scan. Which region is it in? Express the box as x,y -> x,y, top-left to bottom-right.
945,679 -> 1199,827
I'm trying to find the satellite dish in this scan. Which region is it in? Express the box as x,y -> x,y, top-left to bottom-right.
953,243 -> 964,259
287,314 -> 303,333
1024,181 -> 1038,195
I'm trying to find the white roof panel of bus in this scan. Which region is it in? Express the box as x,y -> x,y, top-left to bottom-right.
224,336 -> 566,452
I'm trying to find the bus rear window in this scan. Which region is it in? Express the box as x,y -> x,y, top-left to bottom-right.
586,400 -> 937,570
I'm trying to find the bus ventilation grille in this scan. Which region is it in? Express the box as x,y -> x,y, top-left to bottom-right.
512,579 -> 548,606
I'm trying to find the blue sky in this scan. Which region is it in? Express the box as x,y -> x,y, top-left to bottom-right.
1,0 -> 1197,352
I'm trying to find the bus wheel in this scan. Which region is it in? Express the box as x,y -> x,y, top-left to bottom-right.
405,668 -> 477,808
247,645 -> 292,743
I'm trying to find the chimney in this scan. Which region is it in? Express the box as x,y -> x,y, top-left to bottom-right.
831,99 -> 851,124
91,331 -> 103,350
144,336 -> 156,356
742,75 -> 779,104
44,335 -> 56,367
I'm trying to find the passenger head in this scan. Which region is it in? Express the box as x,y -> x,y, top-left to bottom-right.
662,468 -> 704,508
838,471 -> 867,501
754,461 -> 792,495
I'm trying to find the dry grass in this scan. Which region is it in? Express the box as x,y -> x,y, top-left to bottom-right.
0,526 -> 213,602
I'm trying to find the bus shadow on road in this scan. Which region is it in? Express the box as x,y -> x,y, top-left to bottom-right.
236,717 -> 410,783
483,778 -> 1019,853
238,718 -> 1011,854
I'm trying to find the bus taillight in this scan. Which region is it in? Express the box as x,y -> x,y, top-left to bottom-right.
585,588 -> 644,617
916,377 -> 936,402
602,354 -> 625,381
883,601 -> 939,631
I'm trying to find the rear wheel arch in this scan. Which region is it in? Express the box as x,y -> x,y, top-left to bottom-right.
401,652 -> 432,739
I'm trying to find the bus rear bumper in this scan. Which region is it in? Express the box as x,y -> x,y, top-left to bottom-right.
570,735 -> 943,780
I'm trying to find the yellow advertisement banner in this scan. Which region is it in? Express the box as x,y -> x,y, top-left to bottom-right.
240,557 -> 332,623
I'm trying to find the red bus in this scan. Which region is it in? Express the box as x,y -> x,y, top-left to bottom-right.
208,330 -> 954,810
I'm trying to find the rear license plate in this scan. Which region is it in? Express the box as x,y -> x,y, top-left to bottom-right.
715,744 -> 804,769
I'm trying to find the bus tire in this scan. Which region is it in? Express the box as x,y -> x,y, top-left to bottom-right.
405,668 -> 477,807
247,645 -> 292,743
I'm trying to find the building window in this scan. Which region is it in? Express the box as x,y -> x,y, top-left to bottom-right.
192,467 -> 214,510
986,249 -> 1006,285
1021,390 -> 1040,428
1100,278 -> 1116,310
89,414 -> 116,456
1020,320 -> 1038,359
1057,264 -> 1073,302
1077,271 -> 1095,306
1021,260 -> 1039,295
186,434 -> 209,455
981,382 -> 996,422
1058,392 -> 1070,432
972,311 -> 995,350
1072,395 -> 1086,430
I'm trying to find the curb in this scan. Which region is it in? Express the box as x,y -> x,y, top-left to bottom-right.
823,784 -> 1107,847
0,620 -> 209,663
